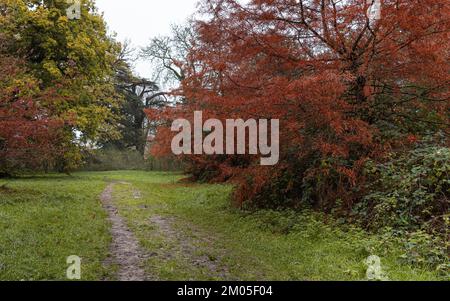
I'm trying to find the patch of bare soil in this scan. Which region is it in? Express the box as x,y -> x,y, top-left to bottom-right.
101,183 -> 148,281
150,215 -> 230,279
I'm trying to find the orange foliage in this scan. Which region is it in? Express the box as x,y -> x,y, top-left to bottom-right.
146,0 -> 449,208
0,52 -> 64,174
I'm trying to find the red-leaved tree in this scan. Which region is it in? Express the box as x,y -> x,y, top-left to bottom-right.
147,0 -> 449,209
0,38 -> 64,176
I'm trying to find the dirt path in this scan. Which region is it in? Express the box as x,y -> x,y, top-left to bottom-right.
100,182 -> 230,280
100,183 -> 147,281
150,215 -> 231,280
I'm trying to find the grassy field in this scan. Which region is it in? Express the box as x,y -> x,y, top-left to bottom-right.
0,171 -> 446,281
0,175 -> 114,280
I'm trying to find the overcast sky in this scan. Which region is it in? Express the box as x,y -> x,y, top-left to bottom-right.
95,0 -> 199,79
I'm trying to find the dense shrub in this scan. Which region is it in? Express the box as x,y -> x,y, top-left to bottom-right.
355,145 -> 449,234
235,154 -> 362,212
244,208 -> 449,274
399,230 -> 448,272
238,143 -> 450,272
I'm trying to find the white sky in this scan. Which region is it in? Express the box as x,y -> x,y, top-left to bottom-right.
95,0 -> 199,79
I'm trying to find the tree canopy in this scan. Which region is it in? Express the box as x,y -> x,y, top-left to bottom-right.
0,0 -> 122,172
146,0 -> 449,208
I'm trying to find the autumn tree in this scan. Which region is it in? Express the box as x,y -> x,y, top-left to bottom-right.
0,0 -> 122,171
147,0 -> 449,208
0,34 -> 64,176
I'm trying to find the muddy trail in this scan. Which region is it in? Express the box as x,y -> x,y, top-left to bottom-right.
100,183 -> 148,281
100,180 -> 234,281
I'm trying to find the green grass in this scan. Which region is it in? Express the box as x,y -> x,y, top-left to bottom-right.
105,171 -> 446,281
0,174 -> 114,281
0,171 -> 447,281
